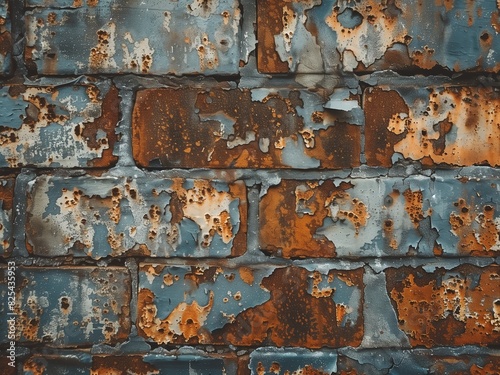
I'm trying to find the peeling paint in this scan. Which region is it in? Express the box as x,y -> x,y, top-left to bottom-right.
365,86 -> 500,167
0,81 -> 119,168
25,0 -> 241,75
0,0 -> 11,76
260,174 -> 499,258
386,264 -> 500,347
132,87 -> 361,169
26,175 -> 247,259
0,266 -> 131,346
138,264 -> 364,348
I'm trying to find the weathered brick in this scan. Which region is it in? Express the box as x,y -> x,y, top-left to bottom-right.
0,266 -> 131,346
0,177 -> 14,257
26,175 -> 247,259
337,350 -> 500,375
0,81 -> 119,168
364,86 -> 500,167
25,0 -> 241,75
23,351 -> 238,374
137,264 -> 364,348
257,0 -> 500,73
260,174 -> 500,258
132,87 -> 362,169
385,264 -> 500,347
0,0 -> 11,76
249,348 -> 337,375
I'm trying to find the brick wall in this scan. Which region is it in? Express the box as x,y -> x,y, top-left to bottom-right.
1,0 -> 499,374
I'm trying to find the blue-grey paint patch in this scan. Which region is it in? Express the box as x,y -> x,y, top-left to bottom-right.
26,0 -> 241,75
0,266 -> 131,346
26,175 -> 246,259
249,347 -> 337,374
23,352 -> 92,375
0,0 -> 11,76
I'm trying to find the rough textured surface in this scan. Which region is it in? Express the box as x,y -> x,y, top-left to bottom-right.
0,266 -> 131,346
365,86 -> 500,167
0,0 -> 11,76
260,174 -> 500,258
132,87 -> 361,169
25,175 -> 247,259
25,0 -> 242,75
0,80 -> 119,168
138,263 -> 364,348
257,0 -> 500,73
0,176 -> 14,257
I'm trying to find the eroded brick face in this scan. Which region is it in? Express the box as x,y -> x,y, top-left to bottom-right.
259,175 -> 499,258
257,0 -> 500,73
138,264 -> 364,348
132,87 -> 361,169
0,266 -> 131,346
364,86 -> 500,167
26,175 -> 247,259
386,264 -> 500,347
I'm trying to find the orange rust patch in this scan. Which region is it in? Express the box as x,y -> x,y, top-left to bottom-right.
91,356 -> 158,375
403,189 -> 424,226
386,265 -> 500,347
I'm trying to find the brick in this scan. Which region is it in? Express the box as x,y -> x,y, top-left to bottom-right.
337,350 -> 500,375
137,264 -> 364,348
132,87 -> 361,169
364,86 -> 500,167
260,174 -> 500,258
0,266 -> 131,346
23,351 -> 237,374
385,264 -> 500,347
249,348 -> 337,375
25,0 -> 241,75
26,175 -> 247,259
0,81 -> 119,168
0,0 -> 11,76
257,0 -> 500,73
0,177 -> 14,257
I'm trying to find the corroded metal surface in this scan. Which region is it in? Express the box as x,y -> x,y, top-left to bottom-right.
25,0 -> 242,75
26,175 -> 247,259
132,87 -> 361,169
249,348 -> 337,374
0,81 -> 119,168
137,264 -> 364,347
0,266 -> 131,346
0,0 -> 11,76
0,177 -> 14,257
257,0 -> 500,73
259,174 -> 500,258
22,351 -> 237,374
364,86 -> 500,167
385,264 -> 500,347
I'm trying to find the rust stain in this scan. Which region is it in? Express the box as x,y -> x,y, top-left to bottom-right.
257,0 -> 290,73
213,267 -> 364,348
239,267 -> 255,285
91,356 -> 158,375
403,189 -> 425,227
0,178 -> 14,211
23,358 -> 45,375
386,265 -> 500,347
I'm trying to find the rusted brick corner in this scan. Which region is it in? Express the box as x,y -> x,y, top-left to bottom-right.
259,175 -> 499,258
385,264 -> 500,347
0,0 -> 11,76
364,86 -> 500,167
132,87 -> 361,169
257,0 -> 500,73
0,266 -> 131,347
26,175 -> 247,259
0,81 -> 120,168
137,263 -> 364,348
0,177 -> 14,257
25,0 -> 242,75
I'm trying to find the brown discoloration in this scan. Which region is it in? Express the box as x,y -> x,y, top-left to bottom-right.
0,178 -> 14,211
91,355 -> 158,375
449,199 -> 499,254
213,267 -> 364,348
364,88 -> 409,166
257,0 -> 290,73
260,180 -> 360,258
22,358 -> 45,375
386,265 -> 500,347
403,189 -> 425,227
132,87 -> 360,169
0,28 -> 12,60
